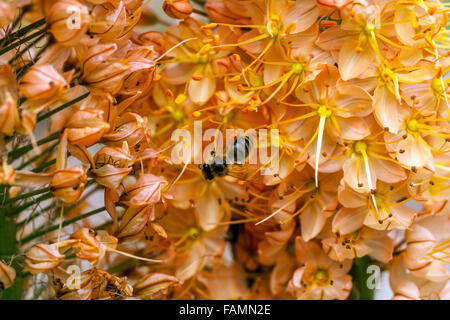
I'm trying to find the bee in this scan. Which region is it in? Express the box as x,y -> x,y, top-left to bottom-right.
202,135 -> 253,180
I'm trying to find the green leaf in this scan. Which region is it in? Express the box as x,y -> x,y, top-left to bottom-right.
348,256 -> 375,300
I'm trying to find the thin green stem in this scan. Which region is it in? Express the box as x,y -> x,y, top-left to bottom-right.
0,185 -> 22,299
0,28 -> 47,57
6,179 -> 96,217
16,202 -> 57,228
16,142 -> 58,170
21,206 -> 106,244
1,187 -> 49,205
6,192 -> 54,217
8,131 -> 60,162
31,159 -> 56,173
0,18 -> 46,45
37,93 -> 90,123
8,33 -> 47,64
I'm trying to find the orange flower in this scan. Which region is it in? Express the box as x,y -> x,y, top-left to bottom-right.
159,206 -> 226,281
160,17 -> 241,105
404,213 -> 449,282
390,253 -> 450,300
335,180 -> 417,231
288,237 -> 352,300
89,2 -> 127,43
321,225 -> 393,263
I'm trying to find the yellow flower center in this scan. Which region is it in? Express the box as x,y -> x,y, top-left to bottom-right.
306,180 -> 318,195
188,227 -> 200,240
196,54 -> 209,65
374,195 -> 384,208
167,106 -> 184,122
317,105 -> 332,118
314,269 -> 330,287
363,23 -> 376,36
407,119 -> 420,132
354,141 -> 368,154
267,18 -> 280,37
431,78 -> 444,96
249,72 -> 264,87
291,63 -> 304,75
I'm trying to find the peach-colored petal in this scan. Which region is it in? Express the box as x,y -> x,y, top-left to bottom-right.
373,85 -> 400,134
338,41 -> 374,81
188,75 -> 216,106
332,207 -> 366,235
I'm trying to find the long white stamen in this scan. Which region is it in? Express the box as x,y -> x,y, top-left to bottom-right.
315,115 -> 327,187
155,37 -> 198,62
394,76 -> 401,101
256,194 -> 300,225
106,247 -> 164,263
439,76 -> 450,110
361,149 -> 381,222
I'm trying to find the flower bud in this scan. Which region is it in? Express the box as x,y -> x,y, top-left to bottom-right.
133,273 -> 181,300
57,268 -> 132,300
0,161 -> 15,184
70,228 -> 105,265
89,2 -> 127,43
120,54 -> 155,95
19,64 -> 68,100
134,31 -> 165,56
91,144 -> 133,189
0,262 -> 16,290
163,0 -> 193,20
205,0 -> 249,24
91,165 -> 132,190
94,144 -> 133,168
25,243 -> 65,273
117,206 -> 152,238
80,44 -> 131,94
120,174 -> 168,207
49,166 -> 87,204
101,112 -> 147,148
0,91 -> 20,136
65,109 -> 110,147
47,0 -> 90,46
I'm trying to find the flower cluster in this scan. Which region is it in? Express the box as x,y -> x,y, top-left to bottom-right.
0,0 -> 448,300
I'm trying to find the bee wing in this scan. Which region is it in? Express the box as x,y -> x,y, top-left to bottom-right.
227,164 -> 264,184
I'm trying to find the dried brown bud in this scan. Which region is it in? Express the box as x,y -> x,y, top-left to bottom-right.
89,2 -> 127,43
117,206 -> 152,238
0,262 -> 16,290
25,243 -> 66,273
120,174 -> 168,207
65,109 -> 110,147
57,269 -> 132,300
101,112 -> 147,148
19,64 -> 68,101
50,166 -> 87,204
133,273 -> 182,300
163,0 -> 193,20
47,0 -> 90,46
